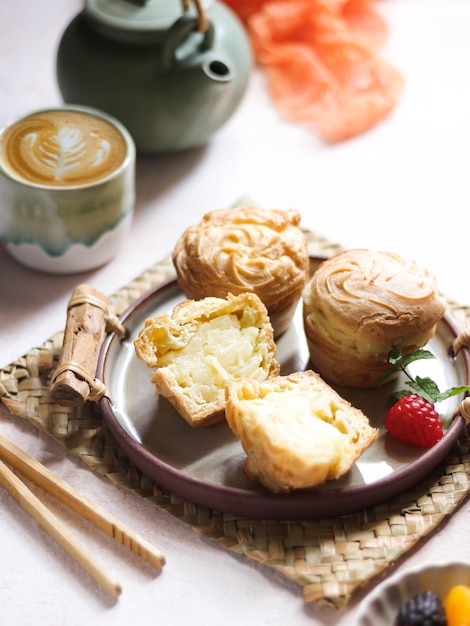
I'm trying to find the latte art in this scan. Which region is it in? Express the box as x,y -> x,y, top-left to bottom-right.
0,111 -> 127,186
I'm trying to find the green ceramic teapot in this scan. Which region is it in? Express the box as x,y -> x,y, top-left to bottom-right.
56,0 -> 253,153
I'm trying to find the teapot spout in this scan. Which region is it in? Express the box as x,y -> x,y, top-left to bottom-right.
203,58 -> 233,83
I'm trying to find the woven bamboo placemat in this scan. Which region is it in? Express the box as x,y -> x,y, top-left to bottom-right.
1,229 -> 469,609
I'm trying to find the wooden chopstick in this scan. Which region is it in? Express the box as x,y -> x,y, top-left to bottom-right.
0,457 -> 122,598
0,434 -> 166,595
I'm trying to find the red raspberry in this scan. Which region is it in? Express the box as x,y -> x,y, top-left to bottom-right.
385,393 -> 444,448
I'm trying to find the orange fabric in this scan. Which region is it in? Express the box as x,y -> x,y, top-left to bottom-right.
222,0 -> 403,141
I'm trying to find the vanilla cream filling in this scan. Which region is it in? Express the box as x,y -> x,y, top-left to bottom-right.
155,313 -> 270,406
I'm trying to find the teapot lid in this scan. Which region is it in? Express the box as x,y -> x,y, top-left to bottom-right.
84,0 -> 213,43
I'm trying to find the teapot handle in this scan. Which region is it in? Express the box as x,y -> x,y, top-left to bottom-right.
181,0 -> 209,32
161,15 -> 215,71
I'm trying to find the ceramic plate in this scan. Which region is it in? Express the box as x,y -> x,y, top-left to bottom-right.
96,278 -> 469,520
353,561 -> 470,625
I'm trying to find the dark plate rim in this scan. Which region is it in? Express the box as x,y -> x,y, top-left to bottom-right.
96,273 -> 469,520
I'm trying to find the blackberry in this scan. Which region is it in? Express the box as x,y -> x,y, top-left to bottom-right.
395,590 -> 447,625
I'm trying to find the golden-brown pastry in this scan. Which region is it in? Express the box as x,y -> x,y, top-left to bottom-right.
302,249 -> 446,388
134,292 -> 280,428
172,206 -> 310,337
225,370 -> 378,493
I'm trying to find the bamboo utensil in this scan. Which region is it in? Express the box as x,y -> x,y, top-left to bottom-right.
50,284 -> 125,406
0,433 -> 165,597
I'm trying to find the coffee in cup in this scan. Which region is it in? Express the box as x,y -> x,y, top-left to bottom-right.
0,105 -> 135,273
0,110 -> 127,187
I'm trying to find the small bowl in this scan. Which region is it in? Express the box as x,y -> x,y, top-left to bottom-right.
353,561 -> 470,625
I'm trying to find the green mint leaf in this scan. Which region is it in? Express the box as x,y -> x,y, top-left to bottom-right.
435,385 -> 470,402
390,389 -> 408,403
378,365 -> 400,388
400,349 -> 436,369
413,376 -> 442,402
403,379 -> 438,403
388,345 -> 402,365
378,347 -> 437,388
381,345 -> 470,409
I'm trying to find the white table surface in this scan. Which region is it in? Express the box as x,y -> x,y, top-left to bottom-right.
0,1 -> 469,624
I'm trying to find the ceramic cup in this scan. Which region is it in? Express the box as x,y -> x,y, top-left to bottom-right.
0,105 -> 135,273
